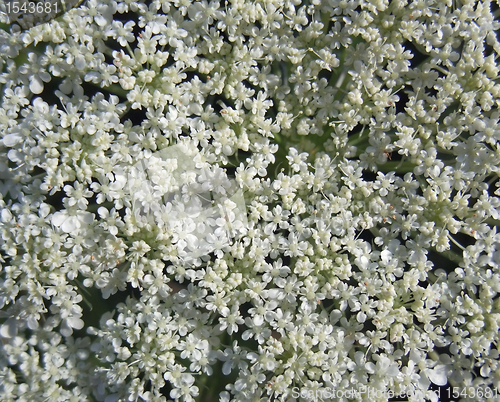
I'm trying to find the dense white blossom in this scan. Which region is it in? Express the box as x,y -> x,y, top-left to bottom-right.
0,0 -> 500,401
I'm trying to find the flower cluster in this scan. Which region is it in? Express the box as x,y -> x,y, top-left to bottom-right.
0,0 -> 500,401
100,141 -> 248,265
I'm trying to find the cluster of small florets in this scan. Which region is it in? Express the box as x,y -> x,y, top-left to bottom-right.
1,0 -> 500,401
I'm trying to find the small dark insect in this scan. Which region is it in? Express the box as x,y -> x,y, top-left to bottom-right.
4,0 -> 84,32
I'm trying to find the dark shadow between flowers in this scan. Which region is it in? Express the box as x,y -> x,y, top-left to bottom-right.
75,281 -> 142,336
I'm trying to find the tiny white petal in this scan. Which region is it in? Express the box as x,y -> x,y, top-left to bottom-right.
427,365 -> 448,386
2,133 -> 22,147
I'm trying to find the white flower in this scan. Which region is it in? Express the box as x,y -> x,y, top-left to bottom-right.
18,53 -> 51,94
218,305 -> 244,335
51,209 -> 93,233
216,341 -> 248,376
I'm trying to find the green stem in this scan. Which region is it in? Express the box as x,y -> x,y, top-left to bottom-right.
440,249 -> 463,267
378,160 -> 416,173
347,131 -> 370,146
101,83 -> 129,99
87,201 -> 114,213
